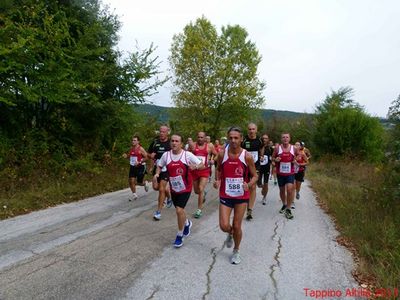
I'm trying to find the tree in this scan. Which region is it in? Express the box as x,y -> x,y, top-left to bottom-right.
388,94 -> 400,122
387,94 -> 400,159
0,0 -> 167,170
313,87 -> 384,161
169,17 -> 265,138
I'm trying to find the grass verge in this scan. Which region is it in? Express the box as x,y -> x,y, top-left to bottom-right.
0,159 -> 132,220
307,157 -> 400,294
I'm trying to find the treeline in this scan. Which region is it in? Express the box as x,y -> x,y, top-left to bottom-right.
0,0 -> 166,177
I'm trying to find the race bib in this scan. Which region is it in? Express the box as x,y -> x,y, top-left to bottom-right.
279,162 -> 291,174
130,156 -> 137,166
196,155 -> 206,165
225,177 -> 244,197
250,151 -> 258,163
170,175 -> 186,192
260,155 -> 269,166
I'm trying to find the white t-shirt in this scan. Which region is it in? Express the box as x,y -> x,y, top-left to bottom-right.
158,150 -> 201,168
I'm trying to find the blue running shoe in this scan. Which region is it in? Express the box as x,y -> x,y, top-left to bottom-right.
183,220 -> 192,237
166,197 -> 173,208
174,235 -> 183,248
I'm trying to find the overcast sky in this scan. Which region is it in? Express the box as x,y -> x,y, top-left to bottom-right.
104,0 -> 400,117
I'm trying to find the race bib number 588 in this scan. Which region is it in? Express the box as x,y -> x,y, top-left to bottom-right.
225,177 -> 244,197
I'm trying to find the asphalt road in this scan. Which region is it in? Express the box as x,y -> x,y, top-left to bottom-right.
0,179 -> 361,300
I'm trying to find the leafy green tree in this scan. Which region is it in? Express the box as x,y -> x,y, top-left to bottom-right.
313,87 -> 384,161
388,94 -> 400,122
169,17 -> 265,138
0,0 -> 166,170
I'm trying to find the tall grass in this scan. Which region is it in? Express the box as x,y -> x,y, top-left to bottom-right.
0,158 -> 131,220
308,156 -> 400,291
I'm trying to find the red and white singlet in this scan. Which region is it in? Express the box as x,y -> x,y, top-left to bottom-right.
191,143 -> 210,177
220,146 -> 250,200
276,145 -> 295,176
129,146 -> 143,166
166,150 -> 193,194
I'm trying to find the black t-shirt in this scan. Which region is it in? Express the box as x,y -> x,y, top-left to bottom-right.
241,136 -> 263,165
148,139 -> 171,160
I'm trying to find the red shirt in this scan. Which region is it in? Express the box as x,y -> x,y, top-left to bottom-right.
191,143 -> 210,178
276,145 -> 295,176
295,150 -> 306,173
166,151 -> 193,194
129,146 -> 143,166
220,147 -> 250,200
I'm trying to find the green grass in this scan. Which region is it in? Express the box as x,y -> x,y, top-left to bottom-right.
308,157 -> 400,292
0,159 -> 131,220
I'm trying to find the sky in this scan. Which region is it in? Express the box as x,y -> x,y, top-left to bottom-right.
103,0 -> 400,118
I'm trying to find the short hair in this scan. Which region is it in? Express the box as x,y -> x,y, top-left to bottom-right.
227,126 -> 243,136
171,133 -> 182,142
132,135 -> 140,141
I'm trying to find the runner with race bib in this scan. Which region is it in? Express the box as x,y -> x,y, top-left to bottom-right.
123,135 -> 149,201
214,127 -> 258,265
258,134 -> 273,205
189,132 -> 217,218
241,123 -> 263,221
148,125 -> 172,220
155,134 -> 204,248
272,133 -> 299,220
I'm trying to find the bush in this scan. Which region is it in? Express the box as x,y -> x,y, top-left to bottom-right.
313,87 -> 384,162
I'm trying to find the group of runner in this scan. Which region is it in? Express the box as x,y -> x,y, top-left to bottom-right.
124,124 -> 311,264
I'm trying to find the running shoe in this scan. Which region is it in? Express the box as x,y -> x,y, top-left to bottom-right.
231,250 -> 241,265
279,205 -> 286,214
144,181 -> 149,192
246,209 -> 253,220
174,235 -> 183,248
153,211 -> 161,221
285,209 -> 294,220
183,220 -> 192,237
296,192 -> 300,200
225,234 -> 233,248
262,196 -> 267,205
166,197 -> 173,208
194,209 -> 203,219
291,202 -> 296,209
129,193 -> 138,201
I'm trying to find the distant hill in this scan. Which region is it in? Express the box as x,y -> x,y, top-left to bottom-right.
134,103 -> 309,123
134,104 -> 390,128
134,103 -> 172,123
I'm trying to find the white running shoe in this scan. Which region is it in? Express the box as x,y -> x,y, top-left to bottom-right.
129,193 -> 138,201
153,211 -> 161,220
231,250 -> 241,265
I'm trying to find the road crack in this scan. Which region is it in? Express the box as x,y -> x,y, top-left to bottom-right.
266,220 -> 284,300
145,285 -> 161,300
202,243 -> 225,300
